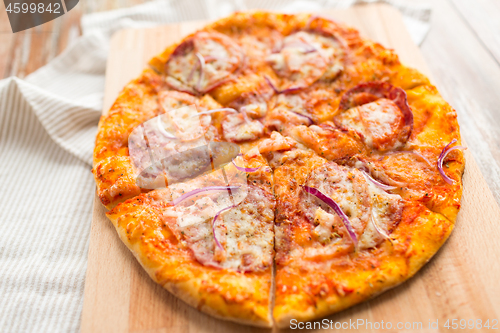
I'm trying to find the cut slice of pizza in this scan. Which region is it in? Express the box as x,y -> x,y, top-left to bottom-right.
106,154 -> 276,327
270,78 -> 463,326
271,146 -> 454,327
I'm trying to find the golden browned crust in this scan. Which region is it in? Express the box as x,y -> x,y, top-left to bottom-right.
93,11 -> 464,327
106,193 -> 273,327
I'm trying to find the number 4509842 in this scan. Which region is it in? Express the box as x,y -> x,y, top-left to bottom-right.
6,2 -> 61,14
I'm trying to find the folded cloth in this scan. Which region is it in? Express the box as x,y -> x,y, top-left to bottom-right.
0,0 -> 431,332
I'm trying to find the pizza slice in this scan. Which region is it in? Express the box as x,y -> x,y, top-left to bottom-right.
271,145 -> 454,327
106,154 -> 276,326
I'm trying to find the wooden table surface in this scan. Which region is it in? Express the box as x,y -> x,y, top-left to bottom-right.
1,0 -> 498,205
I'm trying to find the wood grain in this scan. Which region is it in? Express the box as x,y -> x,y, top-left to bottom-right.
421,0 -> 500,204
452,0 -> 500,66
81,4 -> 500,332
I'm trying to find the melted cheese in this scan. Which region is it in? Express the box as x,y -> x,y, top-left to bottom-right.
222,113 -> 264,142
358,177 -> 403,249
163,185 -> 274,272
267,31 -> 344,89
166,32 -> 243,93
335,99 -> 404,150
302,162 -> 403,251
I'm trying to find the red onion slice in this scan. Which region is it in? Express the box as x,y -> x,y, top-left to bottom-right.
190,108 -> 238,118
361,170 -> 397,191
280,86 -> 306,94
264,75 -> 306,95
283,41 -> 317,53
156,116 -> 177,139
264,76 -> 280,94
231,160 -> 261,173
171,185 -> 240,206
199,76 -> 234,94
212,204 -> 236,250
370,214 -> 392,242
437,139 -> 466,185
290,110 -> 314,125
301,185 -> 358,246
380,150 -> 432,167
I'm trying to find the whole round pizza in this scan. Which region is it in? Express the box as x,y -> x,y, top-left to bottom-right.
92,11 -> 465,328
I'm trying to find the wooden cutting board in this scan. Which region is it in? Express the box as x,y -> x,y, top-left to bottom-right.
81,4 -> 500,332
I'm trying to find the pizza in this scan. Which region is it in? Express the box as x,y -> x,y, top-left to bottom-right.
92,11 -> 465,328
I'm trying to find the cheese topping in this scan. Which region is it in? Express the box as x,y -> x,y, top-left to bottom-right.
222,113 -> 264,142
301,162 -> 403,252
267,31 -> 344,90
162,185 -> 275,271
335,98 -> 406,151
166,31 -> 244,94
265,94 -> 312,133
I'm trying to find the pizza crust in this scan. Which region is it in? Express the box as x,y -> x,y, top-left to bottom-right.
107,192 -> 274,327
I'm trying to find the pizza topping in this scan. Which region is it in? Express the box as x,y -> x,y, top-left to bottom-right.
267,31 -> 344,91
211,204 -> 236,250
231,155 -> 262,173
380,149 -> 432,167
159,90 -> 199,111
289,124 -> 367,162
336,81 -> 413,150
239,100 -> 268,118
312,207 -> 341,244
358,178 -> 403,249
162,185 -> 274,272
165,31 -> 244,94
301,185 -> 358,246
360,170 -> 397,191
130,109 -> 239,188
437,139 -> 466,184
335,98 -> 408,151
139,145 -> 212,188
265,94 -> 313,133
164,76 -> 197,95
227,79 -> 274,119
195,107 -> 238,117
300,162 -> 403,251
222,113 -> 264,142
156,116 -> 177,139
258,131 -> 296,154
167,105 -> 212,141
264,76 -> 303,95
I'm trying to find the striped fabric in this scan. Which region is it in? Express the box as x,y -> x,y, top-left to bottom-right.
0,0 -> 431,332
